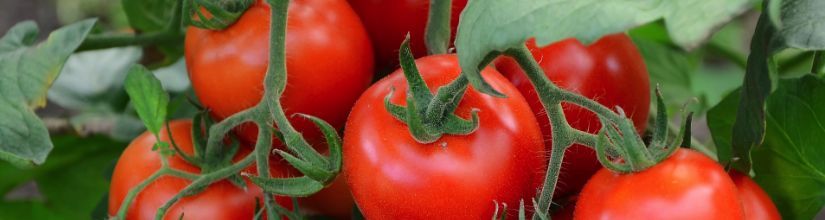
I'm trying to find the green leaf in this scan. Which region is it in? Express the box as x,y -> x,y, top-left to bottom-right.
455,0 -> 754,95
121,0 -> 184,66
0,19 -> 96,167
772,0 -> 825,50
707,89 -> 740,167
751,75 -> 825,220
122,0 -> 176,32
709,75 -> 825,219
730,0 -> 825,171
124,64 -> 169,136
0,135 -> 126,220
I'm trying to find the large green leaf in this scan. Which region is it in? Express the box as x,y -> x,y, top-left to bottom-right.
0,135 -> 126,220
755,75 -> 825,219
729,0 -> 825,171
455,0 -> 754,95
708,75 -> 825,219
0,20 -> 96,167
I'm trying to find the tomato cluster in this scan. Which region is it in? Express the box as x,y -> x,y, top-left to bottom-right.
109,0 -> 781,219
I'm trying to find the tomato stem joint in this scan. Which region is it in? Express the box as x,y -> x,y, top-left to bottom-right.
384,35 -> 480,144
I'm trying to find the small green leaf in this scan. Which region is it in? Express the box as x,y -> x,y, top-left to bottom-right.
124,64 -> 169,136
456,0 -> 754,95
0,19 -> 96,167
752,75 -> 825,219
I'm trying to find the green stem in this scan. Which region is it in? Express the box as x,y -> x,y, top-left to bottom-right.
812,51 -> 825,76
116,170 -> 165,219
154,154 -> 256,219
507,45 -> 575,219
424,0 -> 453,55
253,119 -> 277,220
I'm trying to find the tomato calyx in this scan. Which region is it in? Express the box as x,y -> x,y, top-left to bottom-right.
184,0 -> 255,30
384,35 -> 480,144
595,88 -> 686,173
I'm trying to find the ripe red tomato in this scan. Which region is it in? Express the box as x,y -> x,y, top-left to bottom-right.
108,120 -> 293,220
186,1 -> 370,215
185,0 -> 374,147
729,171 -> 781,220
343,54 -> 546,219
495,34 -> 650,198
347,0 -> 468,72
575,149 -> 745,219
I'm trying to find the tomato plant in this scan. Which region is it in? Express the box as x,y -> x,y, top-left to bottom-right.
4,0 -> 825,219
495,34 -> 650,198
575,149 -> 744,219
185,0 -> 374,147
108,120 -> 293,219
348,0 -> 467,72
343,54 -> 545,219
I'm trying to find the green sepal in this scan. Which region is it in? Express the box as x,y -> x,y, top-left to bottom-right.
246,175 -> 326,197
442,109 -> 480,135
595,126 -> 631,173
273,149 -> 333,183
651,86 -> 669,149
678,112 -> 694,148
404,94 -> 441,143
294,113 -> 343,172
399,34 -> 434,110
383,35 -> 482,144
384,88 -> 408,123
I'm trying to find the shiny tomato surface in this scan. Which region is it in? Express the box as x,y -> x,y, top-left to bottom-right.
344,54 -> 546,219
495,34 -> 650,198
186,0 -> 374,146
108,120 -> 292,220
575,149 -> 745,219
730,171 -> 781,220
348,0 -> 467,73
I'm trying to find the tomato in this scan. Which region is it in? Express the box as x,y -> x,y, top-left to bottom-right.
347,0 -> 468,73
186,1 -> 370,215
108,120 -> 293,220
495,34 -> 650,198
729,171 -> 781,220
343,54 -> 546,219
574,149 -> 745,219
185,0 -> 374,147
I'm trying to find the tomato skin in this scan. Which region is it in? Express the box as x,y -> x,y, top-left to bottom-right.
729,171 -> 781,220
347,0 -> 467,72
185,0 -> 374,147
574,149 -> 745,219
108,120 -> 292,220
495,34 -> 650,198
343,54 -> 546,219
